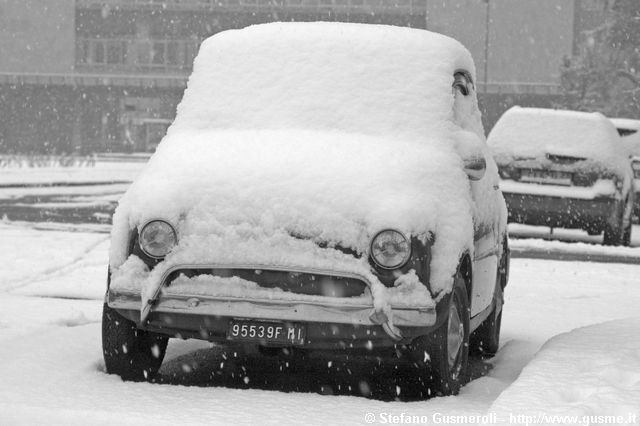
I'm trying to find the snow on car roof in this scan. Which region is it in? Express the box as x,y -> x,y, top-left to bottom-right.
487,107 -> 630,175
171,21 -> 476,143
609,117 -> 640,132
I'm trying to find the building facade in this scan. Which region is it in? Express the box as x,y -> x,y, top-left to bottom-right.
0,0 -> 605,154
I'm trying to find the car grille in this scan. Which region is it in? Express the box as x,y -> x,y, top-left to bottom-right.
164,267 -> 368,298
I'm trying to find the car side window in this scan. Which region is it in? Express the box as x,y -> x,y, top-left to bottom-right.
450,70 -> 485,140
452,71 -> 474,97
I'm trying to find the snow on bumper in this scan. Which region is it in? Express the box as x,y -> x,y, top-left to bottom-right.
108,258 -> 436,340
499,179 -> 618,200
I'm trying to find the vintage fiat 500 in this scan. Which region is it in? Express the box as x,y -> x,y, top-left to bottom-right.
103,22 -> 509,396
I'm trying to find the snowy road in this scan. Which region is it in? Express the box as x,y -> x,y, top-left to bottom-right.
1,222 -> 639,425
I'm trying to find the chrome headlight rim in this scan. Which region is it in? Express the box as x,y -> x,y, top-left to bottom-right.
139,219 -> 178,259
369,229 -> 412,270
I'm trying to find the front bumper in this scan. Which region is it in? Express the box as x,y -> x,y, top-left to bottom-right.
503,192 -> 618,231
107,264 -> 438,350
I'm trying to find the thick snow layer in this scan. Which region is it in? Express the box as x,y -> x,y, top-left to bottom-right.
488,107 -> 629,177
610,117 -> 640,131
172,22 -> 475,142
3,224 -> 640,424
110,129 -> 480,315
491,317 -> 640,422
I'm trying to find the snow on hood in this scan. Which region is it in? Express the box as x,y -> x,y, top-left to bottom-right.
488,107 -> 629,176
110,129 -> 475,300
109,23 -> 480,310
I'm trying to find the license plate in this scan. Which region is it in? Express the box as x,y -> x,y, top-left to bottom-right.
520,169 -> 572,186
227,319 -> 306,346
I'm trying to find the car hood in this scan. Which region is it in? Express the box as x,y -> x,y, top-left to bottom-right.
110,129 -> 480,298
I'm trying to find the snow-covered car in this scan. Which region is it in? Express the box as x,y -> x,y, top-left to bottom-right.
609,117 -> 640,219
102,22 -> 509,396
489,107 -> 634,245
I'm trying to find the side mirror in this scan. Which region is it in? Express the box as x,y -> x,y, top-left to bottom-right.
464,156 -> 486,181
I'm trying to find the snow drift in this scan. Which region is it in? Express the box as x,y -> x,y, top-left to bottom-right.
491,317 -> 640,423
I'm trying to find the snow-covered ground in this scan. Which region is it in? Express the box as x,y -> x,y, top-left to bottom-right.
0,161 -> 143,224
0,161 -> 143,186
1,221 -> 639,425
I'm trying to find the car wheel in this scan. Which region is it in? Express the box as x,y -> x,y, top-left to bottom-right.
102,303 -> 168,382
603,224 -> 622,245
603,202 -> 624,246
408,270 -> 469,396
622,220 -> 632,247
622,197 -> 633,247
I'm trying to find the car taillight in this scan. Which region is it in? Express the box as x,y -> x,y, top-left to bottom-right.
571,172 -> 598,187
498,167 -> 521,180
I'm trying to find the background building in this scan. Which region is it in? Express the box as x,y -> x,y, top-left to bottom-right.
0,0 -> 607,154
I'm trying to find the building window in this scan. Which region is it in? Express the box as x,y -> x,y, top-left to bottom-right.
106,41 -> 126,64
77,37 -> 200,70
77,38 -> 126,65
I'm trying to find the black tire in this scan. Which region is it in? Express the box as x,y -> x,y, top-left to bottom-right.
603,201 -> 625,246
622,197 -> 633,247
102,303 -> 168,381
603,217 -> 623,246
603,225 -> 622,246
469,284 -> 502,357
622,220 -> 632,247
408,271 -> 470,396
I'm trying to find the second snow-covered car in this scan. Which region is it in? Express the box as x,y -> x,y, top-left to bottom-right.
489,107 -> 634,246
610,117 -> 640,219
102,22 -> 509,396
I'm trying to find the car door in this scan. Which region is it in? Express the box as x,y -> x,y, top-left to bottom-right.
452,71 -> 500,317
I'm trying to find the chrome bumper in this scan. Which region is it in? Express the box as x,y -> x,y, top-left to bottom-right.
108,263 -> 437,341
109,290 -> 435,328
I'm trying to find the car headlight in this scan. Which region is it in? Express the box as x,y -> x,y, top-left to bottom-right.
370,229 -> 411,269
139,220 -> 177,259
